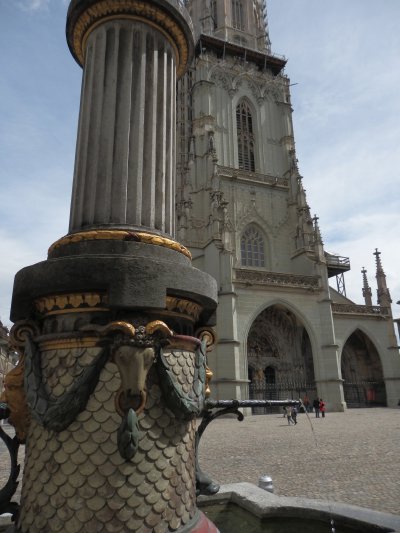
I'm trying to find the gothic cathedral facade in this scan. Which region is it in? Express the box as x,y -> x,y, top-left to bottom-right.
176,0 -> 400,411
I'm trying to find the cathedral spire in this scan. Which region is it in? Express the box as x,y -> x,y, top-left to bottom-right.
374,249 -> 392,307
361,267 -> 373,306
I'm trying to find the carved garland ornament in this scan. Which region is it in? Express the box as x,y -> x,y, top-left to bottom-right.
48,229 -> 192,259
68,0 -> 191,78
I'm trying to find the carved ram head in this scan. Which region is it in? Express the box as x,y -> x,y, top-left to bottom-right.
101,320 -> 173,416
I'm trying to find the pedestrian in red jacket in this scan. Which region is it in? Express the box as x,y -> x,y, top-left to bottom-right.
319,399 -> 326,418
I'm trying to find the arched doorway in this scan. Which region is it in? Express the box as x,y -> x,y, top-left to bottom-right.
247,305 -> 316,413
341,330 -> 386,407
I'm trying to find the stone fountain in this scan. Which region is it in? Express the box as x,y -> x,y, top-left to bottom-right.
2,0 -> 220,531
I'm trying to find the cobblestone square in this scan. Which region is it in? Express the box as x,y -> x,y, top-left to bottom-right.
197,407 -> 400,516
1,408 -> 399,518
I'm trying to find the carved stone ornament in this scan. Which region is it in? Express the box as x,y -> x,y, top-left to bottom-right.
332,303 -> 389,317
216,164 -> 289,188
166,296 -> 202,322
1,321 -> 41,442
22,319 -> 208,463
210,69 -> 234,94
0,356 -> 30,443
195,327 -> 216,352
17,321 -> 209,532
195,328 -> 216,398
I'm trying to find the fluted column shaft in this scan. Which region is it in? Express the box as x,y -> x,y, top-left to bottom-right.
69,20 -> 176,236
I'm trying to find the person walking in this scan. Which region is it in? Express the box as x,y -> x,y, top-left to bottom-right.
286,405 -> 294,425
291,405 -> 298,424
319,398 -> 326,418
303,395 -> 310,413
313,397 -> 320,418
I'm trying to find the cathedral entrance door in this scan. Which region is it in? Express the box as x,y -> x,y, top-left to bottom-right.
341,330 -> 386,408
247,305 -> 316,415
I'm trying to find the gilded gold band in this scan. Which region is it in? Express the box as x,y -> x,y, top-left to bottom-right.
48,230 -> 192,260
38,337 -> 100,351
35,292 -> 108,316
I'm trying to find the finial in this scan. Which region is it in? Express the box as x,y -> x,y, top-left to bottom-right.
374,249 -> 392,307
374,248 -> 384,274
312,214 -> 323,245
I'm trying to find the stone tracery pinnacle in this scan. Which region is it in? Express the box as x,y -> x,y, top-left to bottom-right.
374,248 -> 392,307
312,214 -> 323,245
361,267 -> 373,306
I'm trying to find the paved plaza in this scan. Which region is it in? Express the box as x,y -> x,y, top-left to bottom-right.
198,407 -> 400,516
0,408 -> 399,518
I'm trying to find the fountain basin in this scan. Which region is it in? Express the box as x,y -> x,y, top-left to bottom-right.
198,483 -> 400,533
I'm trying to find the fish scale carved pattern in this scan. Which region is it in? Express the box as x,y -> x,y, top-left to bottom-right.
18,346 -> 198,533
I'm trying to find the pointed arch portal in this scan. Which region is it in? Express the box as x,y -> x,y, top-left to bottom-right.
341,330 -> 386,408
246,304 -> 316,414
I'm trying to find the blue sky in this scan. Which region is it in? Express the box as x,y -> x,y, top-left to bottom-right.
0,0 -> 399,326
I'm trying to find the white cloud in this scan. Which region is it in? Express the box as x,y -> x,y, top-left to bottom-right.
17,0 -> 50,11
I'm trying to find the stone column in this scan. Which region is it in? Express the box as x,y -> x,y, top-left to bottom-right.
69,19 -> 177,235
7,1 -> 218,532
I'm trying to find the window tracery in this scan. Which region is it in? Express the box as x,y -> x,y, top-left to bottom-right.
236,99 -> 255,171
232,0 -> 245,30
241,225 -> 265,267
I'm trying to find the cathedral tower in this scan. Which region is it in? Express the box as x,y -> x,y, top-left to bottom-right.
177,0 -> 400,410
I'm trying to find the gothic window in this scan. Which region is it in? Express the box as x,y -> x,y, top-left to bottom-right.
211,0 -> 217,29
241,225 -> 265,267
232,0 -> 245,30
236,99 -> 255,171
